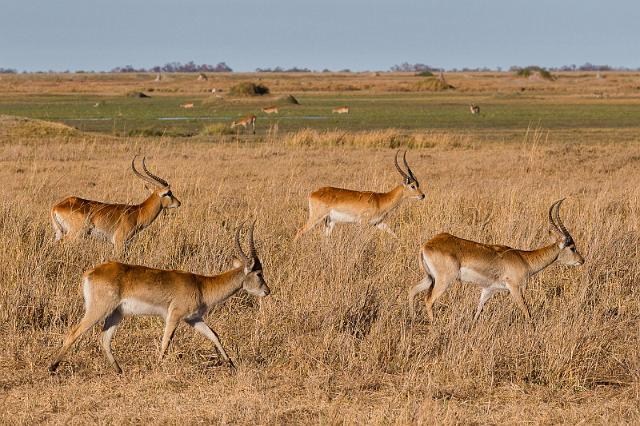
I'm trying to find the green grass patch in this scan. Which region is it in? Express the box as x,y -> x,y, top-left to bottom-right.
0,93 -> 639,137
200,123 -> 235,136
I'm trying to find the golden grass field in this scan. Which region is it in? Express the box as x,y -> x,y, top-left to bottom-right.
0,72 -> 639,424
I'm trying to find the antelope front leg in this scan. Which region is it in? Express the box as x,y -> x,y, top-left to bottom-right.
506,280 -> 531,320
158,310 -> 181,361
186,319 -> 235,371
375,222 -> 397,238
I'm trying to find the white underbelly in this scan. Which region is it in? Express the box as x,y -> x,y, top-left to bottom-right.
459,267 -> 502,289
120,298 -> 167,317
329,210 -> 358,223
89,227 -> 111,240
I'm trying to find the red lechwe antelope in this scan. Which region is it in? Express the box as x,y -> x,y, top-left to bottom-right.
50,156 -> 181,250
180,103 -> 194,109
469,104 -> 480,115
262,106 -> 279,114
231,114 -> 257,134
332,106 -> 349,114
49,222 -> 269,373
295,150 -> 425,240
409,199 -> 584,322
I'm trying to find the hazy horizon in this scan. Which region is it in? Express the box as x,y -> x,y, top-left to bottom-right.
2,0 -> 639,72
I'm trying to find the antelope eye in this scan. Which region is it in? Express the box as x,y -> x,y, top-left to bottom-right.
164,191 -> 172,197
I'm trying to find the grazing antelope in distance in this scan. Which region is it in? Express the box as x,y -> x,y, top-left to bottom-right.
295,150 -> 425,240
469,104 -> 480,115
262,105 -> 279,114
49,222 -> 269,374
180,103 -> 194,109
231,114 -> 257,134
50,156 -> 181,250
409,199 -> 584,322
332,106 -> 350,114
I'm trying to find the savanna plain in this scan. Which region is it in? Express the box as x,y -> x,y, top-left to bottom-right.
0,72 -> 639,424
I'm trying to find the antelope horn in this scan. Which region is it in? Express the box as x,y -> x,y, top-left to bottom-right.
553,198 -> 573,241
234,221 -> 250,265
131,155 -> 160,187
548,199 -> 563,235
394,150 -> 409,179
402,150 -> 416,181
142,157 -> 170,188
247,220 -> 257,260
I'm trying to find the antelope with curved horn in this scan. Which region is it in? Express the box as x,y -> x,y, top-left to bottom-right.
409,199 -> 584,322
231,114 -> 257,134
49,222 -> 269,374
50,156 -> 181,250
295,150 -> 425,240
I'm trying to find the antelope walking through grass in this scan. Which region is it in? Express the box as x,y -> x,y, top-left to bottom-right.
295,150 -> 425,240
49,222 -> 270,374
469,104 -> 480,115
262,106 -> 279,114
50,156 -> 181,251
231,114 -> 257,134
409,199 -> 584,322
332,106 -> 350,114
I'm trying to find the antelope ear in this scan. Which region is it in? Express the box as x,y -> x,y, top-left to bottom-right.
232,258 -> 243,268
244,258 -> 256,274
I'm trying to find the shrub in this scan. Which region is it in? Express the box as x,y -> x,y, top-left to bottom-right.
229,82 -> 270,96
415,70 -> 434,77
514,66 -> 554,80
126,91 -> 150,98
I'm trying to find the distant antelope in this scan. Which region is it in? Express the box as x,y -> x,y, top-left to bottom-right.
469,104 -> 480,115
231,114 -> 257,134
49,222 -> 269,374
262,106 -> 279,114
409,199 -> 584,322
332,106 -> 350,114
180,103 -> 194,109
295,150 -> 424,240
50,156 -> 181,250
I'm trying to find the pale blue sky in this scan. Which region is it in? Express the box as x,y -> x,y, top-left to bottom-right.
1,0 -> 638,72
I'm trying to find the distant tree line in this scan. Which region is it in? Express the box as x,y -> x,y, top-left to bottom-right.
548,63 -> 623,72
110,61 -> 232,73
392,62 -> 639,73
256,66 -> 311,73
2,61 -> 640,74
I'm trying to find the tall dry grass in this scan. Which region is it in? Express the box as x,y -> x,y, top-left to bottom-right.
2,71 -> 640,96
0,128 -> 639,424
